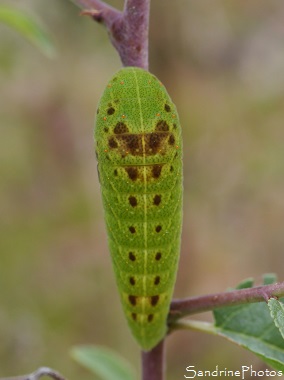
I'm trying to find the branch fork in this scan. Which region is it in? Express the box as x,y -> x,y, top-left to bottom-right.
78,0 -> 150,69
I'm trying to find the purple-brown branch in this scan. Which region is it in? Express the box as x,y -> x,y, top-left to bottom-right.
75,0 -> 150,69
168,281 -> 284,324
141,340 -> 165,380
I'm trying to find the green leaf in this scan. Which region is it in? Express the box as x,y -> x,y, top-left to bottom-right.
213,278 -> 284,371
71,345 -> 136,380
0,6 -> 55,58
235,277 -> 254,289
263,273 -> 278,285
268,298 -> 284,339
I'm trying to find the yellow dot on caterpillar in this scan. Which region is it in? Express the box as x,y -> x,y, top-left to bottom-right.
156,113 -> 160,117
176,146 -> 179,149
172,114 -> 176,118
120,81 -> 124,85
103,117 -> 107,121
121,115 -> 126,119
107,84 -> 111,88
104,149 -> 108,152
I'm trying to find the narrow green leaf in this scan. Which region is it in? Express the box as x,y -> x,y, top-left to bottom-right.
0,6 -> 55,58
268,298 -> 284,339
71,345 -> 136,380
213,278 -> 284,371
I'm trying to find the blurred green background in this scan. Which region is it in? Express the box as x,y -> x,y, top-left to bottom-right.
1,0 -> 284,378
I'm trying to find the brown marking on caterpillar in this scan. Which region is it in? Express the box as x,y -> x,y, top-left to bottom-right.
108,137 -> 118,149
155,120 -> 169,131
107,107 -> 115,115
120,135 -> 140,153
129,196 -> 138,207
129,226 -> 136,234
150,295 -> 159,306
114,132 -> 169,156
152,165 -> 162,178
155,225 -> 162,233
153,195 -> 161,206
155,252 -> 162,261
129,295 -> 137,306
168,134 -> 175,145
147,133 -> 168,153
125,167 -> 138,181
129,252 -> 136,261
114,122 -> 129,134
154,276 -> 160,285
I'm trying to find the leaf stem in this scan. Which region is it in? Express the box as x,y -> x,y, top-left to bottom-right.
168,281 -> 284,324
170,320 -> 218,335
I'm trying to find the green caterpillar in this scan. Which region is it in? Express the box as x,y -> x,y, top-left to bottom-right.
95,67 -> 183,351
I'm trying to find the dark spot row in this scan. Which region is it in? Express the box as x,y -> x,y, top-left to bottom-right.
99,102 -> 171,121
128,251 -> 162,261
128,294 -> 160,307
128,275 -> 160,286
113,165 -> 174,181
128,196 -> 138,207
107,131 -> 175,157
128,225 -> 162,234
125,165 -> 163,181
104,119 -> 176,154
128,194 -> 161,207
